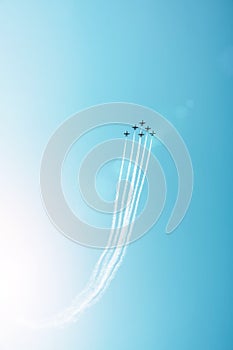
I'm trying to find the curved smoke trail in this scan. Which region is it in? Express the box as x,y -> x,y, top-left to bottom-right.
98,137 -> 153,298
29,132 -> 152,329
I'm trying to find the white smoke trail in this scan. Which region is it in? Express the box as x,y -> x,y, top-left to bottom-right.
28,134 -> 152,328
93,137 -> 152,296
86,136 -> 144,299
51,139 -> 130,325
113,134 -> 136,232
56,135 -> 146,324
123,135 -> 148,227
87,133 -> 136,288
126,138 -> 152,240
88,138 -> 128,284
83,135 -> 151,306
64,134 -> 141,311
92,139 -> 153,301
30,136 -> 134,328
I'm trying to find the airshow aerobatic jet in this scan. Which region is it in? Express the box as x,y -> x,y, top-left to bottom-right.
124,131 -> 130,137
139,120 -> 146,126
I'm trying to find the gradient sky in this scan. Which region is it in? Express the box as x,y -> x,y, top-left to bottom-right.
0,1 -> 233,349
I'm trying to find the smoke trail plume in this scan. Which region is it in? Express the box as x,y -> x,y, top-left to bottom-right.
27,132 -> 152,329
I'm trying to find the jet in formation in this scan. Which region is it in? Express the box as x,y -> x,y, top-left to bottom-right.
139,120 -> 146,126
124,131 -> 130,137
132,125 -> 138,131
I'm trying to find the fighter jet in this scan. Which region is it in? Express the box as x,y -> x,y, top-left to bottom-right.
124,131 -> 130,137
138,131 -> 145,137
139,120 -> 146,126
150,130 -> 156,136
132,124 -> 138,130
145,126 -> 151,132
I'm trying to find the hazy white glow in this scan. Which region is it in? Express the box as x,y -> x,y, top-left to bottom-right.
0,177 -> 80,340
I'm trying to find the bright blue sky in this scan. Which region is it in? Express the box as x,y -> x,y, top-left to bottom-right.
0,1 -> 233,349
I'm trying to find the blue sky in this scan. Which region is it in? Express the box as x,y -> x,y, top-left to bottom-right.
0,1 -> 232,349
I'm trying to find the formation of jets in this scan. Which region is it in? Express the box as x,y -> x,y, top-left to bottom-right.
123,120 -> 156,138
